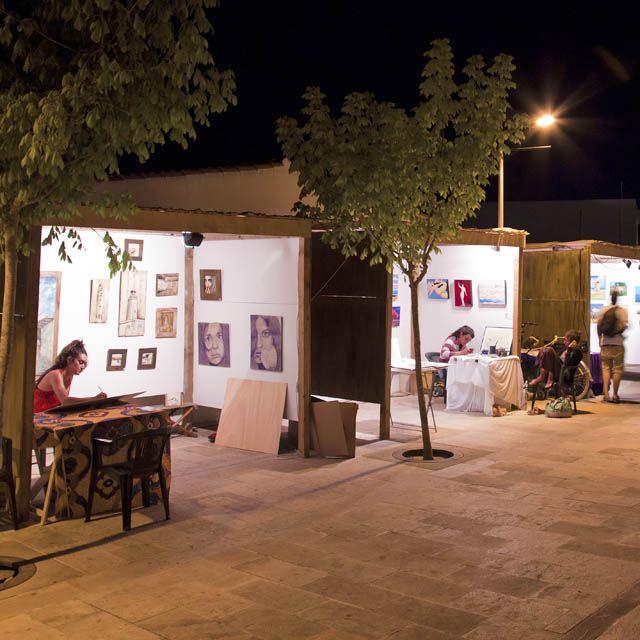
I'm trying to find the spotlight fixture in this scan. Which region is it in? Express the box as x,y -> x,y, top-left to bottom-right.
624,259 -> 632,269
182,232 -> 203,248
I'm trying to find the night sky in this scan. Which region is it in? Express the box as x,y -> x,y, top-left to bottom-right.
121,2 -> 640,202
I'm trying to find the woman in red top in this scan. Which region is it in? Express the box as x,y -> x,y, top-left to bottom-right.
34,339 -> 105,413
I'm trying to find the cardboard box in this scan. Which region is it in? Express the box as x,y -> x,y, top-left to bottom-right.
310,396 -> 358,458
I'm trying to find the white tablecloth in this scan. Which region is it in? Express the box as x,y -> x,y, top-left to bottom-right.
446,355 -> 525,416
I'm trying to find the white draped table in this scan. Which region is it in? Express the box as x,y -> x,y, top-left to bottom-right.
446,354 -> 525,416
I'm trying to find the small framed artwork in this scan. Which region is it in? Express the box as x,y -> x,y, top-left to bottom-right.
478,280 -> 506,307
426,278 -> 449,300
156,307 -> 178,338
590,303 -> 603,323
610,282 -> 627,298
165,392 -> 183,407
199,269 -> 221,301
106,349 -> 127,371
89,278 -> 109,323
250,315 -> 282,371
591,275 -> 606,301
36,271 -> 62,376
453,280 -> 472,307
392,306 -> 400,327
156,273 -> 179,297
124,238 -> 144,262
137,347 -> 157,370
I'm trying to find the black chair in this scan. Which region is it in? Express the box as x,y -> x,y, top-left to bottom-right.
425,351 -> 447,403
85,428 -> 171,531
0,437 -> 18,529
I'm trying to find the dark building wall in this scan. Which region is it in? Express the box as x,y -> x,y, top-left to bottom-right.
469,199 -> 639,245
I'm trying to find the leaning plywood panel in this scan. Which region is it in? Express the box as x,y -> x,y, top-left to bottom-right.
216,378 -> 287,454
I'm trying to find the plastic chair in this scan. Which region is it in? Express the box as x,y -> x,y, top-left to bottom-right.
85,428 -> 171,531
0,437 -> 18,529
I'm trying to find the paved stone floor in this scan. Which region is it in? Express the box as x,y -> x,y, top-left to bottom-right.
1,382 -> 640,639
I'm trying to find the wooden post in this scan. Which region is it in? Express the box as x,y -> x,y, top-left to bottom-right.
379,269 -> 392,439
183,247 -> 194,403
297,237 -> 311,456
513,245 -> 523,356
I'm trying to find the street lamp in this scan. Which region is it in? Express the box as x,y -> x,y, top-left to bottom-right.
497,114 -> 556,228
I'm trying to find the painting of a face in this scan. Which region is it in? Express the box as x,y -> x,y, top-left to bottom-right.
199,269 -> 221,300
198,322 -> 230,367
250,315 -> 282,372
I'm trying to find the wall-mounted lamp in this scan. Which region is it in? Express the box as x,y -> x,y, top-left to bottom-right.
182,232 -> 204,248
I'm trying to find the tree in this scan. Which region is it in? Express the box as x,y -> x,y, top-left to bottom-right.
277,39 -> 526,459
0,0 -> 236,440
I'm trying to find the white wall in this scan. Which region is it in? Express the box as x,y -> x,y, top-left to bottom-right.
39,228 -> 185,398
394,245 -> 519,360
192,237 -> 299,420
590,257 -> 640,364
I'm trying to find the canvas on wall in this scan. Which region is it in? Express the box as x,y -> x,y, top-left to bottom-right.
124,238 -> 144,261
89,279 -> 109,323
36,271 -> 61,376
453,280 -> 472,307
156,307 -> 178,338
590,303 -> 603,323
426,278 -> 449,300
137,347 -> 157,370
591,275 -> 606,300
610,282 -> 627,298
198,322 -> 230,367
477,280 -> 506,307
635,286 -> 640,304
156,273 -> 179,297
199,269 -> 221,301
106,348 -> 127,371
392,306 -> 400,327
250,315 -> 282,372
118,270 -> 147,337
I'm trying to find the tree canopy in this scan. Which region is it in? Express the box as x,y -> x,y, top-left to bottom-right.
277,39 -> 527,457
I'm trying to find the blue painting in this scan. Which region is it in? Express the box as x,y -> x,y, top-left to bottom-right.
426,278 -> 449,299
36,272 -> 61,375
590,275 -> 606,300
590,303 -> 603,323
392,273 -> 398,302
635,286 -> 640,304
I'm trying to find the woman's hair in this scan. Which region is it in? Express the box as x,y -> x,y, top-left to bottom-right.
36,339 -> 87,387
451,325 -> 475,340
565,329 -> 581,344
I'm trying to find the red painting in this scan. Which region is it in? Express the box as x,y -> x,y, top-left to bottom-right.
454,279 -> 472,307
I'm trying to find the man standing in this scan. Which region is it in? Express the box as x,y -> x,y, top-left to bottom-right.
597,291 -> 628,403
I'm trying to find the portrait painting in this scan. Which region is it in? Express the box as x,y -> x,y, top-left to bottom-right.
156,307 -> 178,338
392,306 -> 400,327
137,347 -> 157,370
89,278 -> 109,323
106,349 -> 127,371
477,280 -> 506,307
453,280 -> 472,307
426,278 -> 449,300
198,322 -> 230,367
124,238 -> 144,261
199,269 -> 221,301
156,273 -> 179,297
118,270 -> 147,337
591,275 -> 606,300
36,271 -> 62,376
250,315 -> 282,372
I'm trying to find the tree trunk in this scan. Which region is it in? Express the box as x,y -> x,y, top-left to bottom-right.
409,278 -> 433,460
0,210 -> 19,441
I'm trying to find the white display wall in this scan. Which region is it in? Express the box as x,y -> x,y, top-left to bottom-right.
393,245 -> 518,362
192,237 -> 299,420
590,256 -> 640,364
39,227 -> 186,398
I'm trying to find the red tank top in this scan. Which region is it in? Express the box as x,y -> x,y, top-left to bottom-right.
34,370 -> 71,413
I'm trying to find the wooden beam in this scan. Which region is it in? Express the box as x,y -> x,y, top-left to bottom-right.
297,237 -> 311,456
380,269 -> 392,440
513,247 -> 523,356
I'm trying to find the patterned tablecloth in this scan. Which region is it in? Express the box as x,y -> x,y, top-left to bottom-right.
34,404 -> 172,519
446,355 -> 526,416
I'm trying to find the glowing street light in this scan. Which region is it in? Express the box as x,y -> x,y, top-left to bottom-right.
498,114 -> 556,228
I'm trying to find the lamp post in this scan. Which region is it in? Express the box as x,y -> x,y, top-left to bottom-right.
498,114 -> 555,228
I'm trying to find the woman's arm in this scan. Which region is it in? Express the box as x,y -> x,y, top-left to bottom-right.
40,370 -> 106,404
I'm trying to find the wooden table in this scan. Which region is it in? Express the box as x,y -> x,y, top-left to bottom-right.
34,404 -> 174,525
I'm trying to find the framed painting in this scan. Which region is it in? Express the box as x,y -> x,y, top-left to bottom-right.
156,307 -> 178,338
453,280 -> 472,307
106,349 -> 127,371
591,275 -> 606,301
36,271 -> 62,376
590,303 -> 603,323
391,306 -> 400,327
124,238 -> 144,261
156,273 -> 179,297
199,269 -> 221,301
89,278 -> 109,323
137,347 -> 157,370
250,315 -> 282,371
610,282 -> 627,298
426,278 -> 449,300
118,270 -> 147,337
165,392 -> 183,406
477,280 -> 506,307
198,321 -> 231,367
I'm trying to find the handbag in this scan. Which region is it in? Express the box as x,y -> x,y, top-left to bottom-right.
545,396 -> 572,418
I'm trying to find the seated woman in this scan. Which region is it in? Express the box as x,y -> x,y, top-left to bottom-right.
439,325 -> 475,362
530,330 -> 583,390
34,339 -> 106,413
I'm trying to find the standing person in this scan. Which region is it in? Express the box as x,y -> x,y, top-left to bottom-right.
439,326 -> 475,362
597,292 -> 628,403
34,339 -> 106,412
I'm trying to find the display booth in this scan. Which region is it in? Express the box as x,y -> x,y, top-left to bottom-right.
523,240 -> 640,367
391,228 -> 526,395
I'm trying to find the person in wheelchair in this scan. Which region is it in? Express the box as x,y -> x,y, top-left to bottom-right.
530,330 -> 583,392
